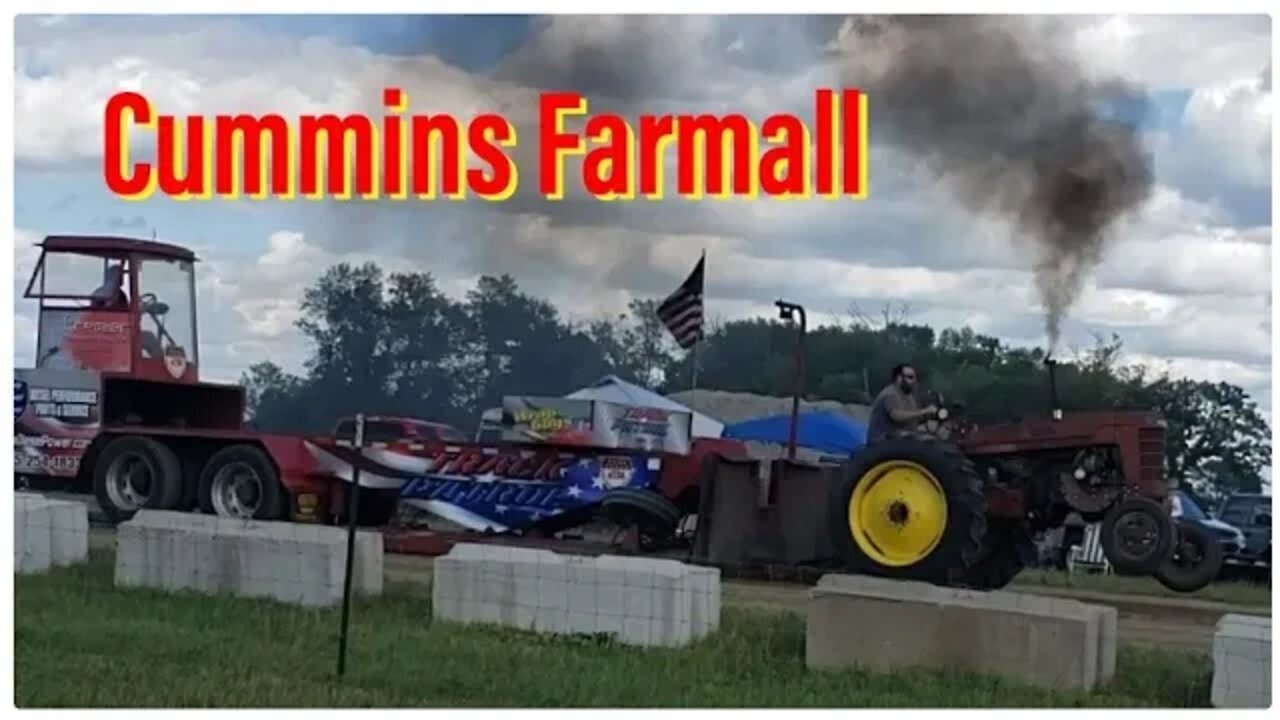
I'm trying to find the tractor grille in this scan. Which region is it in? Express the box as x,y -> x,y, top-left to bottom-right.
1138,425 -> 1166,487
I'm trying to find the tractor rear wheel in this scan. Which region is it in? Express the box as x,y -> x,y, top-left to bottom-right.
1100,496 -> 1176,576
830,433 -> 987,586
959,519 -> 1036,590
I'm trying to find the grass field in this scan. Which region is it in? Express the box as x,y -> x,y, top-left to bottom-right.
1011,568 -> 1271,607
15,550 -> 1214,708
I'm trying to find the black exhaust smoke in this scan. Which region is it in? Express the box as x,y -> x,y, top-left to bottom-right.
834,16 -> 1155,350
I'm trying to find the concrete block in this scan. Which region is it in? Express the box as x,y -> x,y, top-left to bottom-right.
806,573 -> 1115,692
431,543 -> 721,647
14,493 -> 89,574
688,565 -> 723,633
1212,614 -> 1271,708
114,510 -> 382,608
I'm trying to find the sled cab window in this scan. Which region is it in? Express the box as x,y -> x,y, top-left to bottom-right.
25,250 -> 131,308
25,250 -> 134,372
136,257 -> 198,366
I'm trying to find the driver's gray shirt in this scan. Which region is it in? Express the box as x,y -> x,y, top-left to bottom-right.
866,383 -> 917,443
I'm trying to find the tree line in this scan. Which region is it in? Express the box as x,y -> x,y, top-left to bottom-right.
242,262 -> 1272,501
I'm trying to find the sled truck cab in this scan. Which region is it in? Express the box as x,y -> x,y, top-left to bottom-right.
15,235 -> 245,484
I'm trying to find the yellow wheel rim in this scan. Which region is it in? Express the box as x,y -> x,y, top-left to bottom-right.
848,460 -> 948,567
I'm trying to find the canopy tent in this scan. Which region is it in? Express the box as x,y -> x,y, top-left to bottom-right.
722,411 -> 867,456
566,375 -> 725,438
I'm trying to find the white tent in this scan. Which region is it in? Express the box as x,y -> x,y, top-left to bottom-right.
566,375 -> 725,438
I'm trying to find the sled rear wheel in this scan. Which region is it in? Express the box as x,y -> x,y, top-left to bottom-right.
93,435 -> 183,523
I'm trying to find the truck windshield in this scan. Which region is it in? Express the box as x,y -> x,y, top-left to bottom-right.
1219,497 -> 1256,526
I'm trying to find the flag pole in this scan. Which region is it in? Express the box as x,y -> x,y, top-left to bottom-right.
690,335 -> 700,395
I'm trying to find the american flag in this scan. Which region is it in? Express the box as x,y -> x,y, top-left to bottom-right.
657,254 -> 705,349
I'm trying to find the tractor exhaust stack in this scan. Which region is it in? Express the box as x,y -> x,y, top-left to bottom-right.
1044,355 -> 1063,421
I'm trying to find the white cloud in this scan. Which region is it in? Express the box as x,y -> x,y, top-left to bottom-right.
1179,77 -> 1272,189
1068,15 -> 1270,91
12,15 -> 1273,415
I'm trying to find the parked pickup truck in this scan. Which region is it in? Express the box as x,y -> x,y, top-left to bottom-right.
1216,493 -> 1272,583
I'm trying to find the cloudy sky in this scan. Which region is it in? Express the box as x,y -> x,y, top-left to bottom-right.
11,14 -> 1273,419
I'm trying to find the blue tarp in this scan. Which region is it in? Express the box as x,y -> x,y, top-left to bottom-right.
722,411 -> 868,456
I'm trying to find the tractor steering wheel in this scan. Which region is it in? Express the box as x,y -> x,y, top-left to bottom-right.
921,392 -> 967,440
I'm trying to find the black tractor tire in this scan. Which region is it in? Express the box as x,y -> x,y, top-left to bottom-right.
959,520 -> 1036,591
829,432 -> 987,586
1100,496 -> 1176,576
1154,521 -> 1224,593
197,444 -> 286,521
93,435 -> 184,524
600,487 -> 682,539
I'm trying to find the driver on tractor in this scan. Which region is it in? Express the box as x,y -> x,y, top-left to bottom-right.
866,363 -> 939,442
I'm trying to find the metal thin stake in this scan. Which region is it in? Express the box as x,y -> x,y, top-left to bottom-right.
337,413 -> 365,678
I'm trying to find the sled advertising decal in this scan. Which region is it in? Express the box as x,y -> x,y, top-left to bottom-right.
592,401 -> 692,455
500,396 -> 595,445
37,309 -> 132,373
305,440 -> 662,533
14,379 -> 28,421
498,396 -> 692,454
13,368 -> 100,478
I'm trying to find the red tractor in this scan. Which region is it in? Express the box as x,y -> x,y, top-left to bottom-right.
825,359 -> 1218,592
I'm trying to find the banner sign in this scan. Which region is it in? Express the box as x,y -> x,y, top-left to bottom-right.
14,368 -> 101,478
498,395 -> 692,454
592,401 -> 692,454
500,396 -> 596,445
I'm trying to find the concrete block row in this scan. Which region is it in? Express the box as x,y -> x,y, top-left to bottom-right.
14,492 -> 89,574
432,543 -> 721,647
114,510 -> 383,608
805,573 -> 1117,692
1212,613 -> 1270,708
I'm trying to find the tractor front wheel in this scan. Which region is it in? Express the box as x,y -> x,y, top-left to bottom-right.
830,433 -> 987,586
1100,496 -> 1176,576
1154,521 -> 1224,593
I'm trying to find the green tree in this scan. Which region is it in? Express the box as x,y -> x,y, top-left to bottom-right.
1145,377 -> 1272,500
241,259 -> 1270,504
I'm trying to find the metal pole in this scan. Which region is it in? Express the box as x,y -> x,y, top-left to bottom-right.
336,413 -> 365,678
775,300 -> 807,461
690,338 -> 700,397
788,307 -> 807,460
